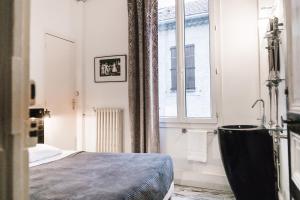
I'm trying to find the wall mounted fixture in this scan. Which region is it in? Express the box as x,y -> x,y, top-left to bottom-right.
29,108 -> 45,144
265,16 -> 286,194
30,80 -> 36,106
44,109 -> 51,118
251,99 -> 266,127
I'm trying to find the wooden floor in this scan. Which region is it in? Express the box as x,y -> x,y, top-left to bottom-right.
172,185 -> 235,200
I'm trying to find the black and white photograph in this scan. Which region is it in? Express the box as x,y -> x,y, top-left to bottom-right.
99,58 -> 121,77
94,55 -> 127,82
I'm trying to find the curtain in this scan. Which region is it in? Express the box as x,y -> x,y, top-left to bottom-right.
128,0 -> 160,153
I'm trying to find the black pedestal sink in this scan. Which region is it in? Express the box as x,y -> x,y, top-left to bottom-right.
218,125 -> 278,200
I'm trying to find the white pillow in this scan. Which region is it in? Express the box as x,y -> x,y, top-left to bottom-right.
29,144 -> 62,163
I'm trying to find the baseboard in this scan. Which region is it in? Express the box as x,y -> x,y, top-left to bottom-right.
278,190 -> 289,200
174,178 -> 232,191
278,191 -> 284,200
174,169 -> 231,191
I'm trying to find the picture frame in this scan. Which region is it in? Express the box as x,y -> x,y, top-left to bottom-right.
94,55 -> 127,83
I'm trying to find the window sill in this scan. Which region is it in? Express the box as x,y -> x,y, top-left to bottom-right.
159,118 -> 218,129
169,89 -> 197,93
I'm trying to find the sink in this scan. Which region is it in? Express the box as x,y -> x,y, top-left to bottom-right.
218,125 -> 277,200
220,125 -> 259,130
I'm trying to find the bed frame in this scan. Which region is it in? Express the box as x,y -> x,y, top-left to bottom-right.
164,182 -> 174,200
29,108 -> 174,199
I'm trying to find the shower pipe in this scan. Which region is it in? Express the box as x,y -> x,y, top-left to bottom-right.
265,17 -> 285,193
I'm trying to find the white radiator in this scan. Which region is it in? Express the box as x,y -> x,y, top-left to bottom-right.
96,108 -> 123,153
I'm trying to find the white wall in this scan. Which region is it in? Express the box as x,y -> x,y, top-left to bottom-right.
160,128 -> 230,189
82,0 -> 130,152
30,0 -> 84,149
220,0 -> 261,125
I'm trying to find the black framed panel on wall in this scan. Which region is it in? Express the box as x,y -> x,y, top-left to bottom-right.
94,55 -> 127,83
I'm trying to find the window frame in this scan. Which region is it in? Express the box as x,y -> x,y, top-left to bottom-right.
159,0 -> 220,126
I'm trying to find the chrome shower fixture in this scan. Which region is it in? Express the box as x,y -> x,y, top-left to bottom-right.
266,81 -> 274,127
265,17 -> 285,129
266,17 -> 283,80
264,17 -> 285,193
251,99 -> 266,127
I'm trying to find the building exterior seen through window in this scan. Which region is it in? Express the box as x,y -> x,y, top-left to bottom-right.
170,45 -> 196,91
158,0 -> 212,119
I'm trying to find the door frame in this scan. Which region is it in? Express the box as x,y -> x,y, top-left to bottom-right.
285,0 -> 300,114
0,0 -> 30,199
284,0 -> 300,199
287,113 -> 300,199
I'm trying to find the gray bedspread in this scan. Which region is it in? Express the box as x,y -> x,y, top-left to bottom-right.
30,152 -> 173,200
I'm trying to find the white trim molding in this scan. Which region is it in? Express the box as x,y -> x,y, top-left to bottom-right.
291,132 -> 300,190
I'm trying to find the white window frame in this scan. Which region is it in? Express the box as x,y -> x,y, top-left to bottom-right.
159,0 -> 220,127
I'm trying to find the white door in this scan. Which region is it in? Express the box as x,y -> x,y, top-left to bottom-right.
44,34 -> 77,150
285,0 -> 300,199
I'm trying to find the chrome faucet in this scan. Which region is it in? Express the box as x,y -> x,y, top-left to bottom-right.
251,99 -> 266,127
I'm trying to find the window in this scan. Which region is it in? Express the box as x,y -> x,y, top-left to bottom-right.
158,0 -> 216,122
170,45 -> 195,91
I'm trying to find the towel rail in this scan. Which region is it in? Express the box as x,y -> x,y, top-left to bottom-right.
182,128 -> 217,135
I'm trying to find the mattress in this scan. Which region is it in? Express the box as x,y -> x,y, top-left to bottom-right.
30,150 -> 173,200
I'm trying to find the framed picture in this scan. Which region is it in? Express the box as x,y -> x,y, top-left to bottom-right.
94,55 -> 127,83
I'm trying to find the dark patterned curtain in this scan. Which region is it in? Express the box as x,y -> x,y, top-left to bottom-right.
128,0 -> 160,153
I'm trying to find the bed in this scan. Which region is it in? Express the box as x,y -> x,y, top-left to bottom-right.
29,144 -> 174,200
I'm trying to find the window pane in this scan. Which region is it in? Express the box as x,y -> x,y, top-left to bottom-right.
185,45 -> 195,90
158,0 -> 177,118
170,47 -> 177,91
184,0 -> 211,118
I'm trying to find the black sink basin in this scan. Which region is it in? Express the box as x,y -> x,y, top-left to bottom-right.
218,125 -> 277,200
220,125 -> 259,130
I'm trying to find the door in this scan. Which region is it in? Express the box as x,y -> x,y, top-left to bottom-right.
285,0 -> 300,199
44,34 -> 77,150
0,0 -> 30,199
